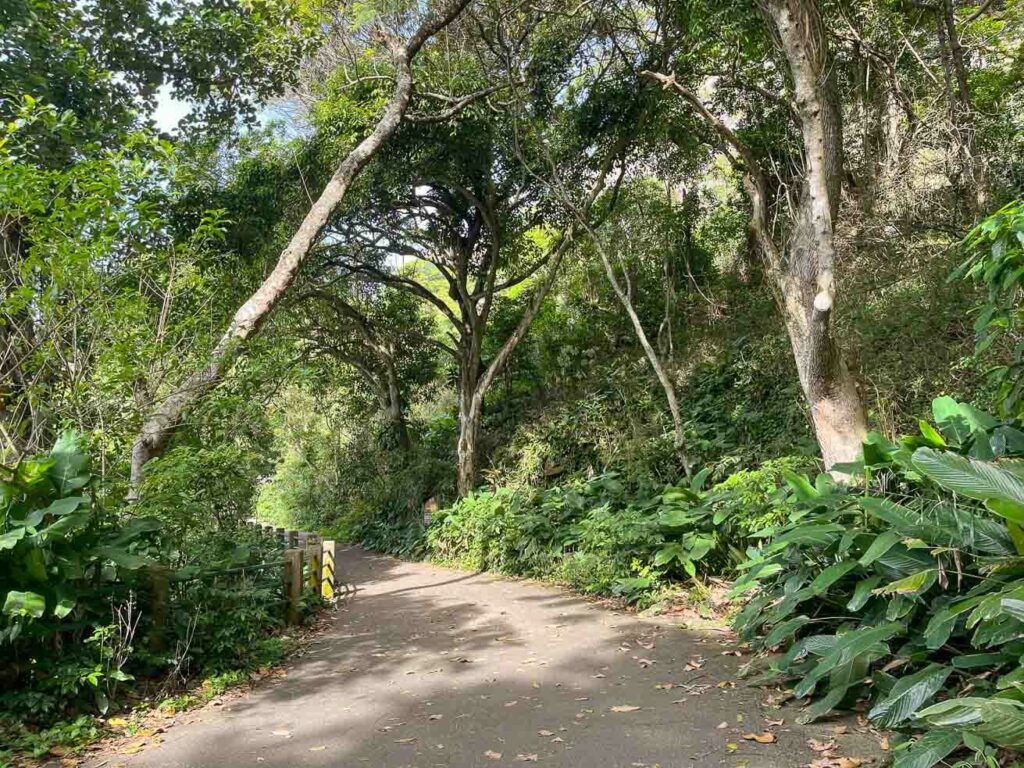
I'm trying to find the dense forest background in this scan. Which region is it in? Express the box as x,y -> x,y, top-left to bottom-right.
5,0 -> 1024,765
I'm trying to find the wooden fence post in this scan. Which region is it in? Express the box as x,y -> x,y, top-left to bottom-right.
321,540 -> 336,599
287,529 -> 298,549
307,539 -> 322,597
282,549 -> 303,625
147,565 -> 171,651
276,527 -> 286,547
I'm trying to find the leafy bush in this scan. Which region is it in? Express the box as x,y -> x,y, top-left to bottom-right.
1,433 -> 313,750
423,471 -> 760,604
1,433 -> 162,716
732,397 -> 1024,767
960,200 -> 1024,415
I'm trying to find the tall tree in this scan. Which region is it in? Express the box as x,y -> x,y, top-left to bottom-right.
128,0 -> 472,492
642,0 -> 868,469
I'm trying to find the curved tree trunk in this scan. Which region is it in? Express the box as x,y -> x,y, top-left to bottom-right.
128,0 -> 469,494
595,241 -> 691,479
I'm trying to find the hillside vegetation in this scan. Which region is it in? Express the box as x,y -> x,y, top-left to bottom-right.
3,0 -> 1024,765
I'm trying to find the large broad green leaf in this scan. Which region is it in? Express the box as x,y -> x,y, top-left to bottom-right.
985,497 -> 1024,524
41,496 -> 86,517
53,596 -> 76,618
795,684 -> 847,724
848,576 -> 882,611
767,523 -> 845,552
860,531 -> 902,566
104,516 -> 162,546
1001,598 -> 1024,621
49,431 -> 90,495
932,396 -> 972,446
2,590 -> 45,618
868,664 -> 952,728
690,467 -> 711,494
0,527 -> 26,550
892,729 -> 962,768
913,448 -> 1024,509
876,569 -> 938,597
783,471 -> 819,501
811,560 -> 858,595
37,511 -> 91,540
94,547 -> 155,570
924,607 -> 957,650
917,697 -> 1024,748
764,615 -> 811,648
793,622 -> 904,698
918,420 -> 947,448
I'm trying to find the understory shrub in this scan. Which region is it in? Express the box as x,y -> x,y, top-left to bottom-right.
732,397 -> 1024,767
1,435 -> 313,759
423,470 -> 773,605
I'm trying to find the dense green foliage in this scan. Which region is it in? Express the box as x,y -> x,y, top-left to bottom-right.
0,435 -> 305,759
5,0 -> 1024,765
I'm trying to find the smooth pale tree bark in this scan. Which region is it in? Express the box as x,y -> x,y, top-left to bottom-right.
643,0 -> 868,471
594,239 -> 691,479
765,0 -> 868,469
129,0 -> 470,493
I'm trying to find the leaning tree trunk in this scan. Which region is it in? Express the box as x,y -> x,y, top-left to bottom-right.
128,0 -> 469,494
594,240 -> 691,479
765,0 -> 867,469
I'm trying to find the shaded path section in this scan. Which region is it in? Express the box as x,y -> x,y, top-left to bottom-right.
96,548 -> 884,767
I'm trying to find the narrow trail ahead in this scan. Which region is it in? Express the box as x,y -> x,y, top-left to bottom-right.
94,549 -> 885,768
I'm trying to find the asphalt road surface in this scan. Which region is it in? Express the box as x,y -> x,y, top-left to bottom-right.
90,547 -> 886,768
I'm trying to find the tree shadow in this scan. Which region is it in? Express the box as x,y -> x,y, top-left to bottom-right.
105,548 -> 887,768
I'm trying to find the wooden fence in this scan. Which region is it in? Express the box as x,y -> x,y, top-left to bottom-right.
244,522 -> 339,625
147,523 -> 339,651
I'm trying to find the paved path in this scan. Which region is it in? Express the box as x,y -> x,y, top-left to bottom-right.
96,548 -> 885,768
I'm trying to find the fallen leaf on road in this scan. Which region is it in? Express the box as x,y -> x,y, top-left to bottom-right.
271,730 -> 291,737
394,738 -> 416,744
484,750 -> 502,760
538,730 -> 554,736
716,722 -> 728,729
765,718 -> 785,727
832,726 -> 848,736
429,714 -> 444,720
309,746 -> 326,752
806,758 -> 873,768
515,754 -> 539,762
741,732 -> 777,744
807,739 -> 836,753
610,705 -> 641,713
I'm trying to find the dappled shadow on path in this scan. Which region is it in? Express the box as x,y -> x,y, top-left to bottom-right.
108,548 -> 886,768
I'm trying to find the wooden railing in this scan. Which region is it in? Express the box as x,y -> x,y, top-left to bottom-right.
244,522 -> 338,624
